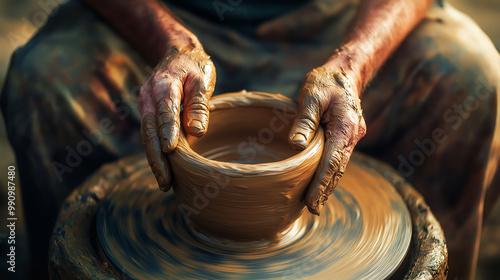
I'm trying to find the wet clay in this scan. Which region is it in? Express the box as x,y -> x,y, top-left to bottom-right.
48,152 -> 447,280
96,152 -> 411,279
187,107 -> 299,164
168,91 -> 324,240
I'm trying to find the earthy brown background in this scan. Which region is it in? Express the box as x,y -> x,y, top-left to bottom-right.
0,0 -> 498,279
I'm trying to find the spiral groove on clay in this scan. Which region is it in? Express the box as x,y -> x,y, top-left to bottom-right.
97,154 -> 411,280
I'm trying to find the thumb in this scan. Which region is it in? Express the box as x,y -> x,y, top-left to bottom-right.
182,73 -> 215,137
289,95 -> 322,150
183,93 -> 210,137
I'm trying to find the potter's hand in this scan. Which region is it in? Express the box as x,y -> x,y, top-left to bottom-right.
138,45 -> 216,191
289,66 -> 366,215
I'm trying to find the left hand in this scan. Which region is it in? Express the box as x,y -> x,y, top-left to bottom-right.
289,65 -> 366,215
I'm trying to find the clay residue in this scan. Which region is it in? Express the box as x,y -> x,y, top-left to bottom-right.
358,153 -> 449,280
169,91 -> 324,240
47,155 -> 148,280
187,107 -> 299,164
49,151 -> 448,279
96,152 -> 412,279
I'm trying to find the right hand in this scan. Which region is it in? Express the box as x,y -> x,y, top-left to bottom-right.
137,45 -> 216,191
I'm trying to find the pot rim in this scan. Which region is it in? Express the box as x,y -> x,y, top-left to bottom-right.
172,91 -> 324,175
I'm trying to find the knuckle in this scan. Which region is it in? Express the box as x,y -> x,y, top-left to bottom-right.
155,98 -> 167,112
336,166 -> 345,178
152,71 -> 168,84
325,177 -> 339,197
141,114 -> 158,143
187,109 -> 209,122
188,74 -> 212,94
204,59 -> 216,72
157,110 -> 179,129
326,111 -> 360,144
152,73 -> 171,89
142,126 -> 157,141
358,118 -> 367,138
300,88 -> 326,115
298,95 -> 321,118
187,94 -> 208,106
158,120 -> 178,132
343,111 -> 359,129
325,117 -> 346,140
142,113 -> 156,127
296,114 -> 317,132
327,151 -> 342,172
156,97 -> 180,116
305,68 -> 321,81
303,67 -> 329,88
186,105 -> 209,118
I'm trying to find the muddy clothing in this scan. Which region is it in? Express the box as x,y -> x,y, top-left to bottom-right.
168,0 -> 309,25
1,0 -> 499,278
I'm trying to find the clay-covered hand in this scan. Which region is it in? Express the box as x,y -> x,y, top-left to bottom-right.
138,45 -> 216,191
289,66 -> 366,215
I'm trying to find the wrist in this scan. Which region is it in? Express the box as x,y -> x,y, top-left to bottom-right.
152,23 -> 202,63
323,45 -> 367,97
164,26 -> 200,51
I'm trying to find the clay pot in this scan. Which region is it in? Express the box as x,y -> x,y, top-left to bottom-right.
168,91 -> 324,241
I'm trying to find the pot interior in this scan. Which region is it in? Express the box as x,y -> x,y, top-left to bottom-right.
187,107 -> 299,164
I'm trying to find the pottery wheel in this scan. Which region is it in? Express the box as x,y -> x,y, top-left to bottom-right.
96,155 -> 412,280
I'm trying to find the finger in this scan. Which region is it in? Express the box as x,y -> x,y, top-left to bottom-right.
138,83 -> 172,192
182,67 -> 216,137
152,75 -> 183,153
306,110 -> 359,214
289,94 -> 322,150
305,138 -> 346,215
141,113 -> 173,192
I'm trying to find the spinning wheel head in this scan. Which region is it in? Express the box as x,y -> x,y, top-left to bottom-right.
49,152 -> 448,280
48,93 -> 448,280
97,153 -> 412,279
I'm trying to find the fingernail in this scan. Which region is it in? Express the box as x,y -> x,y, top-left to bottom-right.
188,120 -> 203,133
308,205 -> 321,216
157,176 -> 170,192
162,138 -> 172,152
157,175 -> 165,187
291,133 -> 307,146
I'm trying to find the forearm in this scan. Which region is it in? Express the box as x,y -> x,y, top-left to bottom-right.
83,0 -> 199,65
324,0 -> 434,95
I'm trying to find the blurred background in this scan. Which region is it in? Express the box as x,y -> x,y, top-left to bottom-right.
0,0 -> 499,279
